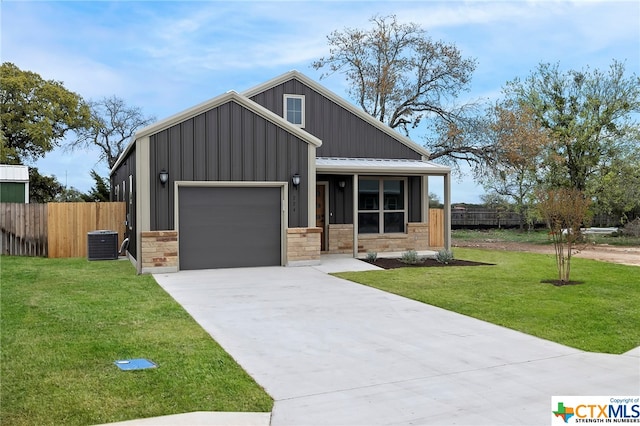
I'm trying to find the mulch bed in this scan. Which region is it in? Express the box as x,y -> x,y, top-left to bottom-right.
362,258 -> 494,270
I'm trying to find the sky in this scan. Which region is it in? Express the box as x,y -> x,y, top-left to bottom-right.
2,0 -> 639,203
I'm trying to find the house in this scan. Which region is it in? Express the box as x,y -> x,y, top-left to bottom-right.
110,71 -> 452,273
0,165 -> 29,203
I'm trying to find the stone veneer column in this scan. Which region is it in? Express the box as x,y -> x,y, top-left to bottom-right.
140,231 -> 178,274
287,227 -> 321,266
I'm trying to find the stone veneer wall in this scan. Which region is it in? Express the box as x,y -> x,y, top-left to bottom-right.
328,223 -> 429,254
140,231 -> 178,273
287,227 -> 321,265
327,224 -> 354,254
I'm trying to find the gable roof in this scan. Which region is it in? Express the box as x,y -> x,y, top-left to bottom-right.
111,90 -> 322,173
242,70 -> 431,159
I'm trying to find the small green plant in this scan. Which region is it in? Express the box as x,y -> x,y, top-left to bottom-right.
400,250 -> 420,265
435,249 -> 454,264
366,251 -> 378,261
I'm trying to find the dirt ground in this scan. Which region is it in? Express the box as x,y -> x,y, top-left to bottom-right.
452,240 -> 640,267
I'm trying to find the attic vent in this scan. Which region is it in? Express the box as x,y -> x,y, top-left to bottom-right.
87,230 -> 119,260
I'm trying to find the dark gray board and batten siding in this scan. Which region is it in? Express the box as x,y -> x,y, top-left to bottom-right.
149,100 -> 309,231
249,79 -> 423,160
110,149 -> 137,259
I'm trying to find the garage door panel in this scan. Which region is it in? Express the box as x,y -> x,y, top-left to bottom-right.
179,186 -> 281,270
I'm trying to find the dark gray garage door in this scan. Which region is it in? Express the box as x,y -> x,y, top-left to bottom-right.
179,186 -> 282,270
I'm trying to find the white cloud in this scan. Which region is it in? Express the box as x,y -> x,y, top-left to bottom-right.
2,0 -> 638,201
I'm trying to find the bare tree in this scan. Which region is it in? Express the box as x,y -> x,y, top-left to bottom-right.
71,96 -> 155,169
312,15 -> 498,171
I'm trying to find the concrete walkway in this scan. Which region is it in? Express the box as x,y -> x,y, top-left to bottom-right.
147,258 -> 638,425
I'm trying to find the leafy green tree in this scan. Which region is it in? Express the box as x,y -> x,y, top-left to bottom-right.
28,168 -> 63,203
312,15 -> 497,171
81,170 -> 110,202
0,62 -> 90,165
504,60 -> 640,191
57,187 -> 86,202
71,96 -> 155,169
588,150 -> 640,224
428,192 -> 442,208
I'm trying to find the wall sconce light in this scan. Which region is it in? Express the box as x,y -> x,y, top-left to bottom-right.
338,180 -> 346,189
292,173 -> 301,187
159,169 -> 169,185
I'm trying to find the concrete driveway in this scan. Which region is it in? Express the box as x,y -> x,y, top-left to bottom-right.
153,260 -> 639,426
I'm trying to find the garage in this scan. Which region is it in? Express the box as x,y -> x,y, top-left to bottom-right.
178,185 -> 283,270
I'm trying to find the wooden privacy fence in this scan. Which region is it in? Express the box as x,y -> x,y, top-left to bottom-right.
1,203 -> 48,256
428,208 -> 444,247
1,202 -> 126,258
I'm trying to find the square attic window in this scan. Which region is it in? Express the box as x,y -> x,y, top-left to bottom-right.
284,94 -> 305,128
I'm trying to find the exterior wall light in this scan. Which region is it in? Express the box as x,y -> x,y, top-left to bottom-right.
159,169 -> 169,185
292,173 -> 301,187
338,180 -> 346,189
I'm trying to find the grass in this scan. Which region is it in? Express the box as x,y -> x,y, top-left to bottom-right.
335,248 -> 640,354
452,228 -> 553,244
0,256 -> 272,426
452,228 -> 640,246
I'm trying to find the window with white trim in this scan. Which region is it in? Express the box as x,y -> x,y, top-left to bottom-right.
358,178 -> 406,234
283,94 -> 305,127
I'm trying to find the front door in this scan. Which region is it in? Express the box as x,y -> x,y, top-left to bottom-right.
316,183 -> 327,251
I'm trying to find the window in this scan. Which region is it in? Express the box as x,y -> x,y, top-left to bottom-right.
283,94 -> 305,127
358,178 -> 406,234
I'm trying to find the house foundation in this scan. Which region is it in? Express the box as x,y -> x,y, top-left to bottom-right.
328,222 -> 430,254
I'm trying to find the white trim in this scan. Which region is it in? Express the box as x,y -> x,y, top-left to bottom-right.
422,175 -> 429,222
444,173 -> 452,250
243,70 -> 431,158
352,174 -> 359,258
283,94 -> 305,128
307,145 -> 316,228
174,181 -> 288,270
135,135 -> 151,274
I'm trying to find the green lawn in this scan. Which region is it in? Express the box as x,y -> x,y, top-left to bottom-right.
452,228 -> 640,246
0,256 -> 272,426
336,248 -> 640,354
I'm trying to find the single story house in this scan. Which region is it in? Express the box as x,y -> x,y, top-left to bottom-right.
110,71 -> 452,273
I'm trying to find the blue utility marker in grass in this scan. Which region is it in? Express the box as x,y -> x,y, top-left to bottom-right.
114,359 -> 157,371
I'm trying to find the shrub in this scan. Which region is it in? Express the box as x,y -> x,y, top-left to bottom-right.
366,251 -> 378,262
435,249 -> 454,264
400,250 -> 420,265
622,218 -> 640,238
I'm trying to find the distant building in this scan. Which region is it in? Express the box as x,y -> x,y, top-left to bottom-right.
0,165 -> 29,203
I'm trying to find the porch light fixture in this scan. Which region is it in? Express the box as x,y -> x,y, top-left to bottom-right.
159,169 -> 169,186
292,173 -> 301,187
338,180 -> 346,189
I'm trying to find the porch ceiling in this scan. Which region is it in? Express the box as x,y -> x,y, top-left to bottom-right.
315,157 -> 450,175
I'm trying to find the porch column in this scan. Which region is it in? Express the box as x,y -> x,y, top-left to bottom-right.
421,175 -> 429,222
443,172 -> 451,250
353,174 -> 358,258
